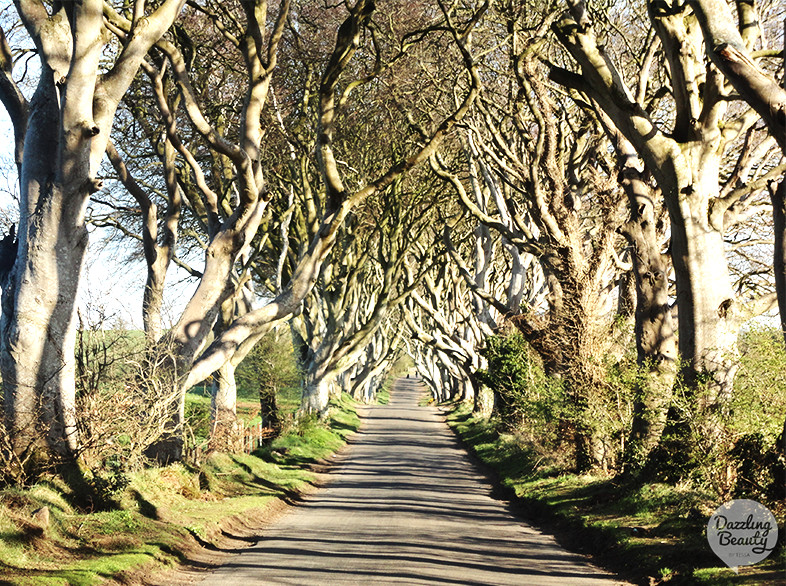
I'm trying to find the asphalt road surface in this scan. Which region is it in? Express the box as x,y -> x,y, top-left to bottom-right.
199,378 -> 630,585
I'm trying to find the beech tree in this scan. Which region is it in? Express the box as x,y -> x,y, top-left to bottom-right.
687,0 -> 786,452
688,0 -> 785,154
404,266 -> 484,405
429,4 -> 636,469
551,0 -> 780,437
86,0 -> 486,459
685,0 -> 786,344
101,134 -> 184,347
0,0 -> 185,458
403,198 -> 547,410
180,0 -> 482,392
600,117 -> 678,468
292,179 -> 438,414
346,324 -> 402,402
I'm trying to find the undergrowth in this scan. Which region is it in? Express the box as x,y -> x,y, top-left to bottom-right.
447,404 -> 786,585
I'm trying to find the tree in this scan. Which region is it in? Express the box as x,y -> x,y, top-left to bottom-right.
430,4 -> 633,469
347,323 -> 402,403
401,192 -> 545,412
602,119 -> 677,469
102,135 -> 183,347
404,255 -> 488,406
292,177 -> 439,414
89,0 -> 485,459
551,0 -> 779,438
686,0 -> 786,455
0,0 -> 185,459
687,0 -> 786,344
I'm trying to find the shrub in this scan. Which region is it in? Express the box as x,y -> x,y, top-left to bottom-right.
236,329 -> 300,402
642,328 -> 786,499
732,326 -> 786,439
477,333 -> 569,447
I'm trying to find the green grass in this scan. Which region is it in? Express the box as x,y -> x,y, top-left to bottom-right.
376,385 -> 391,405
257,393 -> 362,468
0,392 -> 362,585
447,405 -> 786,585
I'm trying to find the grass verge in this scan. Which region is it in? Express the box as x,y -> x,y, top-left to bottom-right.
0,393 -> 361,585
446,403 -> 786,586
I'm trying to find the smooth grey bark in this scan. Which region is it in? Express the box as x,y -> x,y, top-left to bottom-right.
613,133 -> 677,468
0,0 -> 184,458
406,340 -> 445,402
688,0 -> 786,153
208,279 -> 254,448
2,70 -> 84,454
180,0 -> 482,400
403,263 -> 484,408
209,361 -> 242,450
552,0 -> 774,421
301,370 -> 335,415
688,0 -> 786,340
0,28 -> 27,181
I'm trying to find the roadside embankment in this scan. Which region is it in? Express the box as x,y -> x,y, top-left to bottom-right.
0,393 -> 361,585
446,403 -> 785,586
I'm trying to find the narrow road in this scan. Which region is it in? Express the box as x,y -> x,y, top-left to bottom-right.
199,378 -> 629,585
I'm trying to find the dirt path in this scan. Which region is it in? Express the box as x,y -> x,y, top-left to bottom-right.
198,378 -> 630,585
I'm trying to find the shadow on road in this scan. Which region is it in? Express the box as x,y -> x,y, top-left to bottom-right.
199,378 -> 630,585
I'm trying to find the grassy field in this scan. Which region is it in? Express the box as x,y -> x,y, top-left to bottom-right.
0,392 -> 361,585
447,404 -> 786,586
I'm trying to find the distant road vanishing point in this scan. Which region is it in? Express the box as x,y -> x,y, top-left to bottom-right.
198,378 -> 631,585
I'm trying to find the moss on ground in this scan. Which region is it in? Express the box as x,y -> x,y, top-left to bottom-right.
447,404 -> 786,585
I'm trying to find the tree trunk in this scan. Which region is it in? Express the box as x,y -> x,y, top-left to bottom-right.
210,361 -> 241,452
771,180 -> 786,343
351,356 -> 389,403
301,373 -> 334,415
553,3 -> 741,432
460,375 -> 475,404
0,0 -> 185,464
143,266 -> 167,346
688,3 -> 786,459
770,179 -> 786,459
670,202 -> 738,409
259,382 -> 279,431
688,0 -> 786,153
0,73 -> 86,458
613,143 -> 678,470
